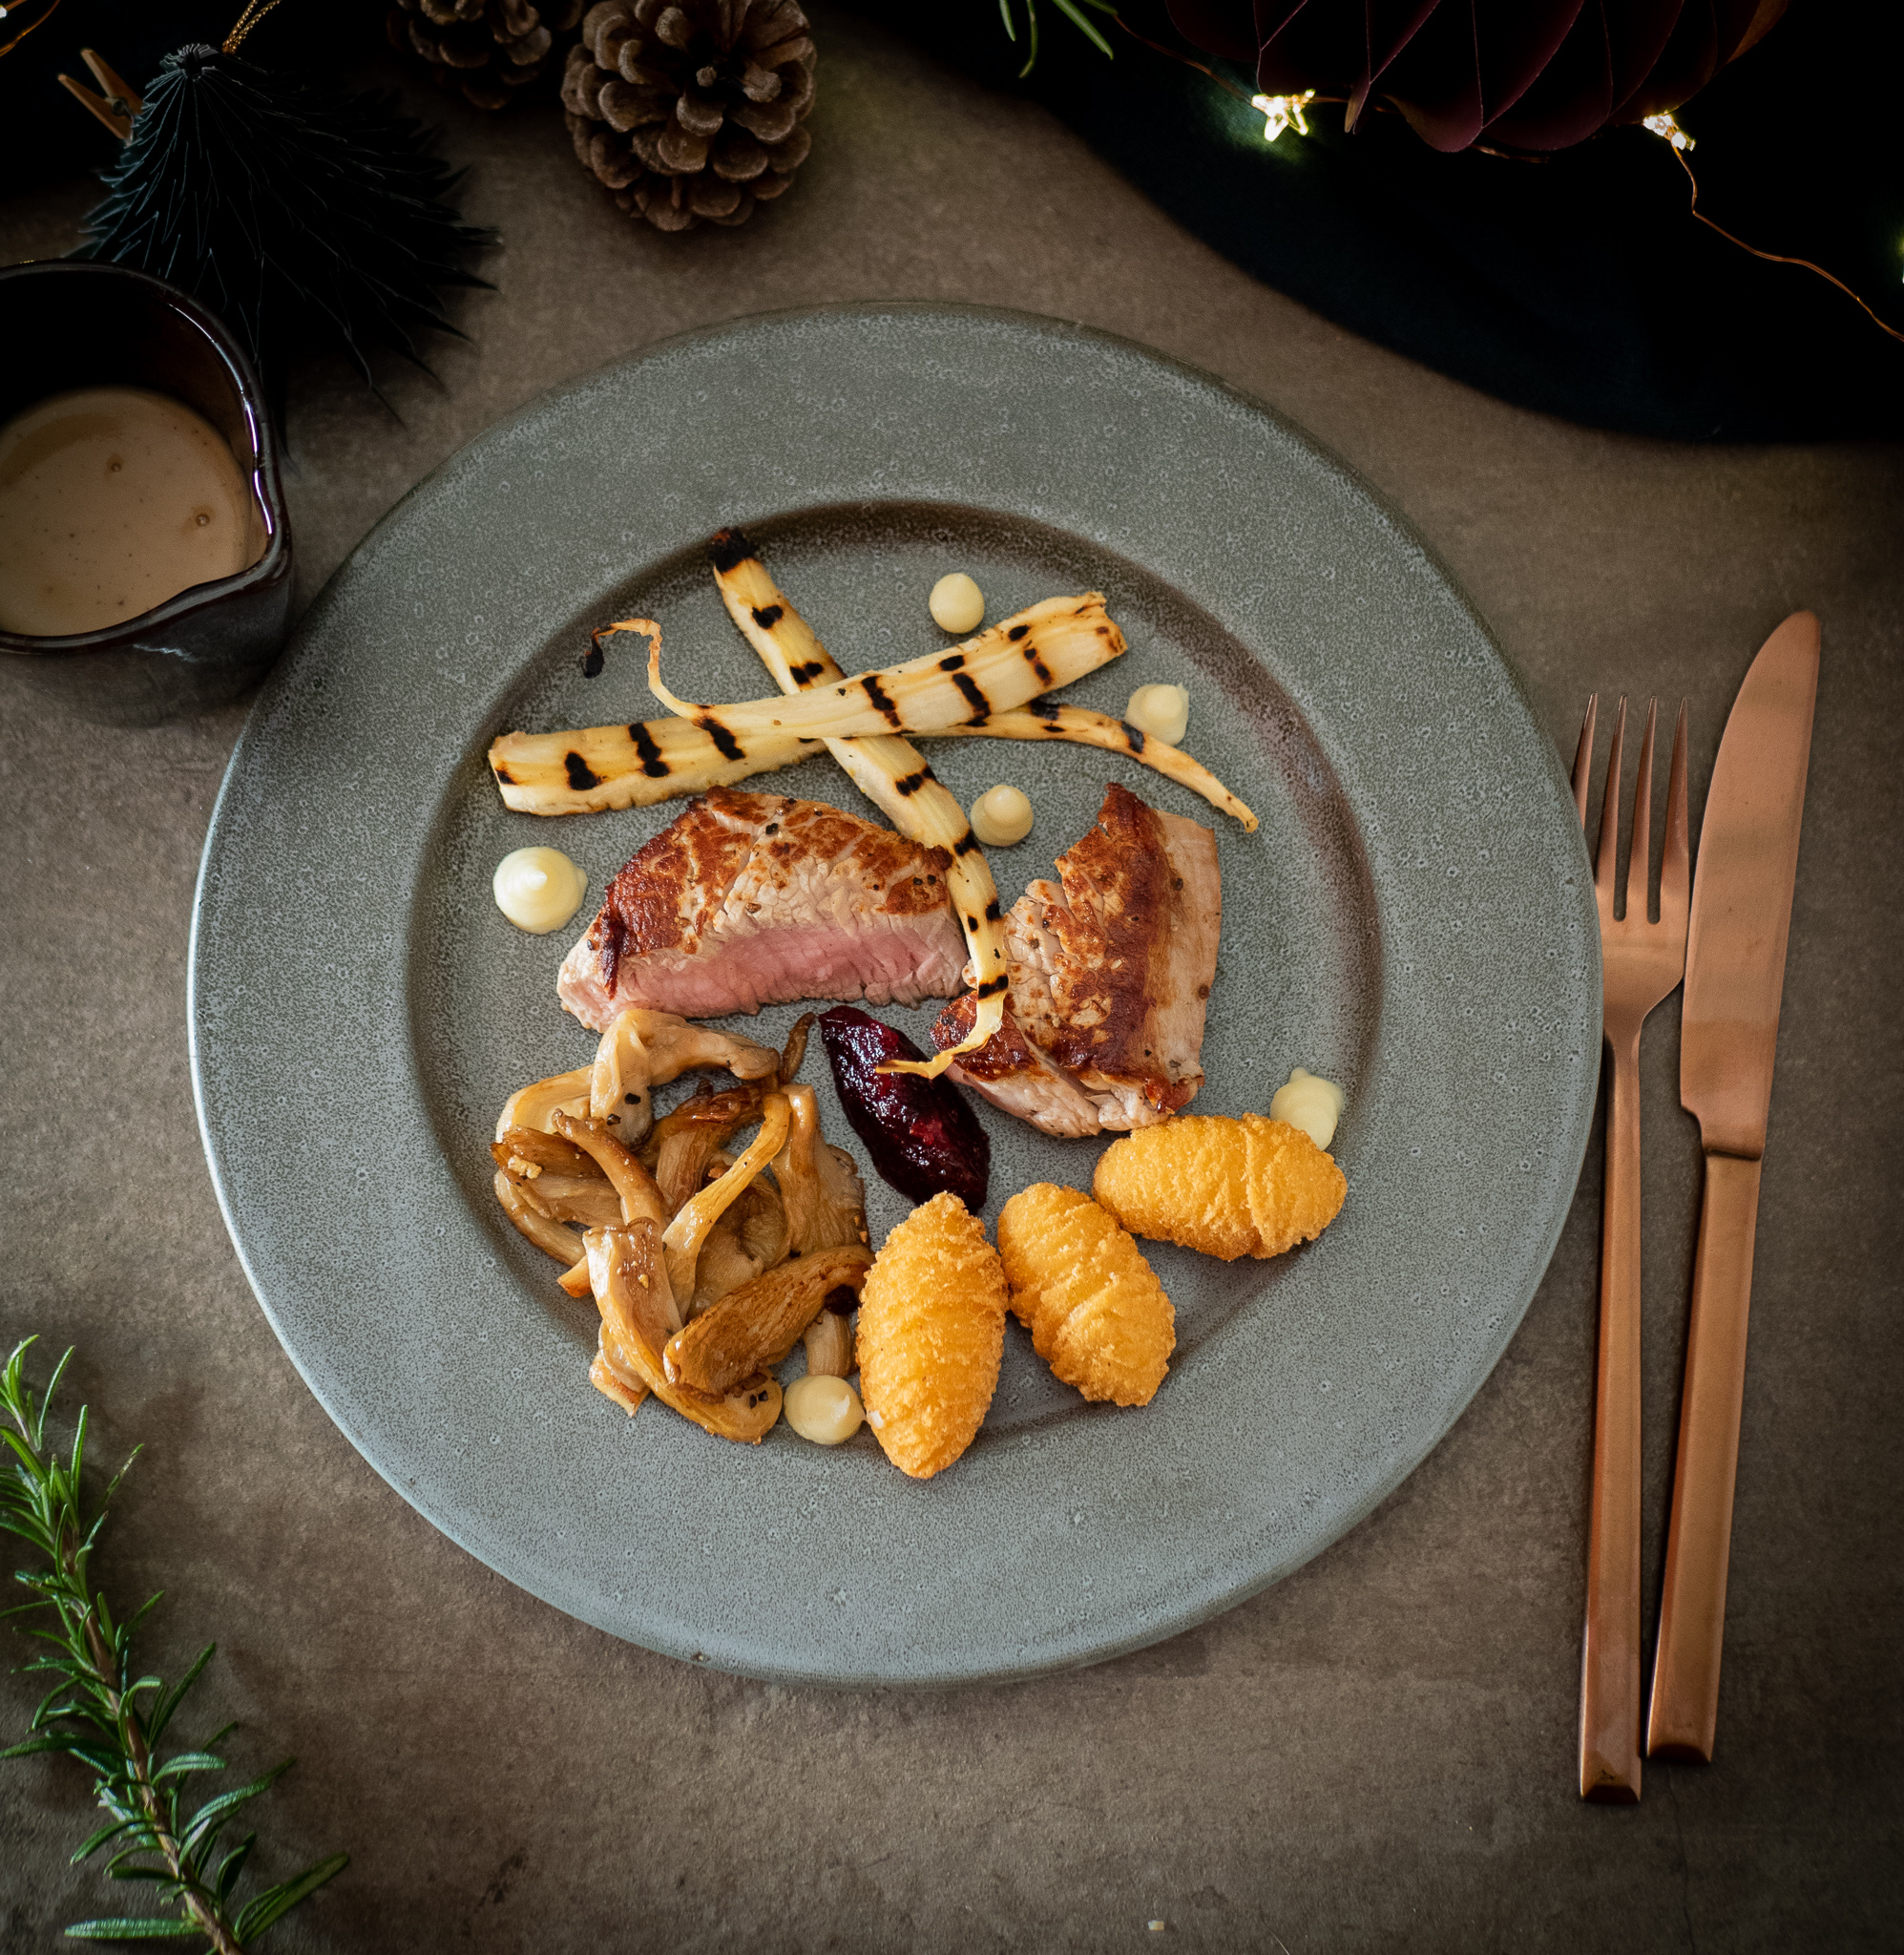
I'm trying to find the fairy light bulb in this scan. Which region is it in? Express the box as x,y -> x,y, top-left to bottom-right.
1642,111 -> 1694,151
1249,90 -> 1314,142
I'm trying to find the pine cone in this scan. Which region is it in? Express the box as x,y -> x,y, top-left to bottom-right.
387,0 -> 586,112
561,0 -> 816,232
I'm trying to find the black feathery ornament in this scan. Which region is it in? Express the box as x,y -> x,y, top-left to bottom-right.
77,32 -> 492,389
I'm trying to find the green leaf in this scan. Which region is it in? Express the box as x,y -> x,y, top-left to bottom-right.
1052,0 -> 1114,54
63,1920 -> 204,1942
214,1835 -> 256,1906
233,1853 -> 348,1942
72,1817 -> 144,1863
102,1860 -> 177,1883
2,1731 -> 79,1759
180,1762 -> 292,1853
154,1752 -> 227,1781
146,1646 -> 216,1746
39,1345 -> 75,1443
33,1679 -> 81,1724
102,1445 -> 143,1504
998,0 -> 1016,43
62,1742 -> 128,1776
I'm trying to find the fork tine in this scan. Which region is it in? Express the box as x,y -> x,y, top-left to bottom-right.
1661,700 -> 1690,923
1595,697 -> 1626,902
1628,701 -> 1658,922
1572,694 -> 1599,829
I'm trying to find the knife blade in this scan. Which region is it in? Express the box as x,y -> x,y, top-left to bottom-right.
1646,611 -> 1819,1763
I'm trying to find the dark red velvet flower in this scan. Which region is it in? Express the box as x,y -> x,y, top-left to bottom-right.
1166,0 -> 1787,150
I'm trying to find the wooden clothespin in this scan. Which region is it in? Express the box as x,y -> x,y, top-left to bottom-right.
58,47 -> 143,142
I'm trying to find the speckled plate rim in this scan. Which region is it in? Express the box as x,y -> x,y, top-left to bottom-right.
190,303 -> 1600,1687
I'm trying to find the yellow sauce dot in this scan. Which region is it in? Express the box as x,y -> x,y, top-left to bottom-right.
785,1373 -> 864,1444
492,847 -> 588,935
929,571 -> 985,635
970,783 -> 1033,846
1269,1067 -> 1346,1149
1125,683 -> 1190,746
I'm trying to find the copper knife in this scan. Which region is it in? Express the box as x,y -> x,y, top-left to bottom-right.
1646,611 -> 1820,1762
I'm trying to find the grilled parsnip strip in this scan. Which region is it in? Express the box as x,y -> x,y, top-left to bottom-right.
708,532 -> 1009,1077
938,702 -> 1258,831
626,590 -> 1125,744
489,713 -> 820,815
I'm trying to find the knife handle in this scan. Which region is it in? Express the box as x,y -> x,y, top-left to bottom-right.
1580,1030 -> 1643,1801
1647,1150 -> 1763,1762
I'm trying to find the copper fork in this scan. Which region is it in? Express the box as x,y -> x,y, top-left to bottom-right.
1570,696 -> 1690,1803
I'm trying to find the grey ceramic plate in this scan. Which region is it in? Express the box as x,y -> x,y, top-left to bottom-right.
192,305 -> 1597,1686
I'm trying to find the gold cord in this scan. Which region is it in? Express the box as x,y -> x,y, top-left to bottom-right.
1668,142 -> 1904,347
1108,13 -> 1904,350
0,0 -> 70,61
222,0 -> 286,54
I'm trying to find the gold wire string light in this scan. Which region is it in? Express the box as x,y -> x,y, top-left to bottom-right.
1642,111 -> 1904,346
222,0 -> 286,53
0,0 -> 68,60
1106,4 -> 1901,347
1249,89 -> 1316,142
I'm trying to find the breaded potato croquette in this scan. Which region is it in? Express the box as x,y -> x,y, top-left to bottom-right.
1093,1113 -> 1346,1261
996,1185 -> 1174,1406
856,1191 -> 1009,1479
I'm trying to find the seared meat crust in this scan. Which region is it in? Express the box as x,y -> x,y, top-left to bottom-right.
558,788 -> 966,1030
931,784 -> 1222,1135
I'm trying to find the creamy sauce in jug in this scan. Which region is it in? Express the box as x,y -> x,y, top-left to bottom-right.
0,386 -> 260,638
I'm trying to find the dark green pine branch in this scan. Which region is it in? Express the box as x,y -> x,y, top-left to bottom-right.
997,0 -> 1119,78
1,1337 -> 345,1949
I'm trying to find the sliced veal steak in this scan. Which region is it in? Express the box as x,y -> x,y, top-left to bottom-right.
931,782 -> 1222,1135
558,788 -> 966,1030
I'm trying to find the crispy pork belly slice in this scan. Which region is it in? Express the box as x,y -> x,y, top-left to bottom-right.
558,788 -> 966,1031
931,783 -> 1222,1136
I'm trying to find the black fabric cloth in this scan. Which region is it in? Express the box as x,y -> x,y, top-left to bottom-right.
856,1 -> 1903,442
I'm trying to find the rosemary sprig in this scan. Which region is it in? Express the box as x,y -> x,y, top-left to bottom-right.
1,1336 -> 346,1949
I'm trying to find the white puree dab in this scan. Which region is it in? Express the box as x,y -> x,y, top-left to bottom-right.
1125,683 -> 1189,746
969,783 -> 1033,847
493,847 -> 588,935
785,1374 -> 864,1445
928,571 -> 985,634
1270,1067 -> 1347,1150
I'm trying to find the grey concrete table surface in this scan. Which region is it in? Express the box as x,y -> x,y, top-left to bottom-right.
3,11 -> 1899,1950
